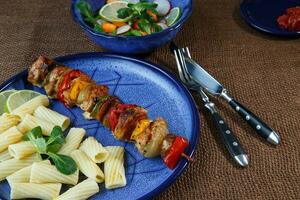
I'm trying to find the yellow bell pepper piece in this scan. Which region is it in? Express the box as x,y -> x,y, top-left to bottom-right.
131,119 -> 152,141
69,80 -> 89,102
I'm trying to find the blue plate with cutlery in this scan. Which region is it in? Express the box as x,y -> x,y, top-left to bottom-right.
0,52 -> 200,200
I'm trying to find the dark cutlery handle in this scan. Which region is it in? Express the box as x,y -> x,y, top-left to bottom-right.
208,107 -> 248,167
228,98 -> 280,145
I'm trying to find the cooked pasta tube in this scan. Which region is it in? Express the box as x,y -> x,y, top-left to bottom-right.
0,126 -> 23,153
0,150 -> 13,162
17,114 -> 55,136
0,113 -> 21,133
34,106 -> 70,131
8,141 -> 36,159
11,95 -> 49,118
10,182 -> 62,200
71,150 -> 104,183
55,178 -> 99,200
30,162 -> 79,185
58,128 -> 85,155
0,153 -> 41,181
7,160 -> 50,185
79,137 -> 109,163
104,146 -> 126,189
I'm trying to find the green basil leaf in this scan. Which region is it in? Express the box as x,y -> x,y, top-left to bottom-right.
48,152 -> 77,175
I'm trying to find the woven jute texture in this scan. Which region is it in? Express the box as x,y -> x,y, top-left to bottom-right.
0,0 -> 299,199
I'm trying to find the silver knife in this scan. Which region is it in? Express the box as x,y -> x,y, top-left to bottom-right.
184,57 -> 280,145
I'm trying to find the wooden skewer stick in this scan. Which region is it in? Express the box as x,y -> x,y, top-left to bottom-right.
181,153 -> 194,162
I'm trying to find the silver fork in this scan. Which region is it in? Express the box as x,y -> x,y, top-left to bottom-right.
174,47 -> 249,167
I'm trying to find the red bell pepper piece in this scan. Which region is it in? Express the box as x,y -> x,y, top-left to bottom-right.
163,136 -> 189,169
108,104 -> 136,131
57,70 -> 84,106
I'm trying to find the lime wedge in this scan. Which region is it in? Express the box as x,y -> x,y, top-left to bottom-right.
0,90 -> 17,115
6,90 -> 41,113
166,7 -> 181,27
99,1 -> 131,22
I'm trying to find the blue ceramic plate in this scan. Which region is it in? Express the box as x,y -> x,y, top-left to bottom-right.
0,52 -> 200,200
240,0 -> 300,37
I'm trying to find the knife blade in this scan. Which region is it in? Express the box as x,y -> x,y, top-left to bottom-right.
184,57 -> 280,145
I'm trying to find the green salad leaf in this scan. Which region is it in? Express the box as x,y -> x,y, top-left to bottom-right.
46,126 -> 65,153
76,0 -> 96,24
130,30 -> 142,36
24,126 -> 77,175
23,126 -> 47,154
93,23 -> 105,33
138,19 -> 152,34
23,126 -> 43,141
117,8 -> 133,19
48,152 -> 77,175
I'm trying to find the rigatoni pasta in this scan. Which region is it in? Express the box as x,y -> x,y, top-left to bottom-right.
58,128 -> 85,155
6,160 -> 51,185
0,150 -> 12,162
79,137 -> 109,163
55,178 -> 99,200
17,114 -> 55,136
0,153 -> 41,181
11,95 -> 49,118
30,162 -> 79,185
34,106 -> 70,131
104,146 -> 126,189
0,113 -> 21,133
0,126 -> 23,153
71,150 -> 104,183
8,141 -> 36,159
10,182 -> 62,200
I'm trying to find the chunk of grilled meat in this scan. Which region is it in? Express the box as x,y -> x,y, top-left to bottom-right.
114,106 -> 148,141
44,66 -> 71,98
135,118 -> 168,158
28,55 -> 56,86
78,84 -> 109,112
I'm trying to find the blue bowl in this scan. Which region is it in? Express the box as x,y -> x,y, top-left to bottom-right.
71,0 -> 193,54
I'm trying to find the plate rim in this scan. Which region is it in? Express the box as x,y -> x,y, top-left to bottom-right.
240,0 -> 300,37
0,52 -> 200,200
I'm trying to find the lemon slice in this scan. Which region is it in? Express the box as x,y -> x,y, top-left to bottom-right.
99,1 -> 131,22
0,90 -> 17,114
6,90 -> 41,113
166,7 -> 181,27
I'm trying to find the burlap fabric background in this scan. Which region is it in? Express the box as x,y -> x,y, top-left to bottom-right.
0,0 -> 299,199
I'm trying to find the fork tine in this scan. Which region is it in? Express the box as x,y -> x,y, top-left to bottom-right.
174,49 -> 187,83
184,47 -> 192,59
177,49 -> 192,82
177,49 -> 191,82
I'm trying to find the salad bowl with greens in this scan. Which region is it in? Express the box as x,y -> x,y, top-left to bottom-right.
71,0 -> 193,54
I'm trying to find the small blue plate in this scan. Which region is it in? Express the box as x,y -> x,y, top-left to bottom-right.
240,0 -> 300,37
0,52 -> 200,200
